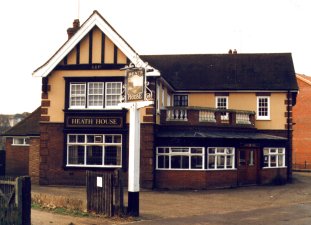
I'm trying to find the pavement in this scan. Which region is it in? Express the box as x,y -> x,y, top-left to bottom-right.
31,172 -> 311,225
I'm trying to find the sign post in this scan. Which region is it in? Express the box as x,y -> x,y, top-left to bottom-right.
119,67 -> 153,217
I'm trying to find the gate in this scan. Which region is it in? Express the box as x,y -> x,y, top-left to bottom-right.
86,170 -> 124,217
0,176 -> 31,225
0,151 -> 5,176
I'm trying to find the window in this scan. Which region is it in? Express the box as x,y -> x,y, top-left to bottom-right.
70,83 -> 86,108
263,148 -> 285,168
69,81 -> 122,109
88,82 -> 104,108
105,82 -> 122,108
67,134 -> 122,167
216,96 -> 228,120
257,96 -> 270,120
156,147 -> 204,170
12,137 -> 29,146
173,95 -> 188,107
207,147 -> 235,169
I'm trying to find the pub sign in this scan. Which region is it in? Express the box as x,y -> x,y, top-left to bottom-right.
126,67 -> 145,102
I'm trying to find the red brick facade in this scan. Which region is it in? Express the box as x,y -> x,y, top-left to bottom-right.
5,138 -> 29,176
293,75 -> 311,168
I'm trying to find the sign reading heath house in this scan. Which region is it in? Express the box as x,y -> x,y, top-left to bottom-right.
126,68 -> 145,102
66,116 -> 123,128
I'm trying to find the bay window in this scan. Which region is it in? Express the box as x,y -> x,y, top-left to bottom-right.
263,148 -> 285,168
207,147 -> 235,169
156,147 -> 204,170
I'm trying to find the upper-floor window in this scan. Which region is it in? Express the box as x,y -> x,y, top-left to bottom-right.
216,96 -> 228,120
69,82 -> 122,109
257,96 -> 270,120
12,137 -> 29,146
174,95 -> 188,107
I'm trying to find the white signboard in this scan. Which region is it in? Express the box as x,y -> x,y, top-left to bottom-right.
96,176 -> 103,187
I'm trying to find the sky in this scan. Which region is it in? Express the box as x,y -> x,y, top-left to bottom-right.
0,0 -> 310,114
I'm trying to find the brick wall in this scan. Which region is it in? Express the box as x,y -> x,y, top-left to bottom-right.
293,78 -> 311,166
29,137 -> 40,184
156,170 -> 238,190
140,124 -> 155,189
260,168 -> 287,184
5,138 -> 29,176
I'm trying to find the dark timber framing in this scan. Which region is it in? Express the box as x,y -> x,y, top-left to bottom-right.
89,30 -> 93,64
101,32 -> 105,64
114,44 -> 118,64
76,42 -> 80,64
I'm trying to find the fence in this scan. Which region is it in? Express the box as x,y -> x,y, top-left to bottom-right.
0,176 -> 31,225
292,152 -> 311,170
86,170 -> 124,217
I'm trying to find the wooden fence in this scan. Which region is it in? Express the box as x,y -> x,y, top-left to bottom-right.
86,170 -> 124,217
0,176 -> 31,225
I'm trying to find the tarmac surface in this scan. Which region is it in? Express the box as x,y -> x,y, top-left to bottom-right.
31,172 -> 311,225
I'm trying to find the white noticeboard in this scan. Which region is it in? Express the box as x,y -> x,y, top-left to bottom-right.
97,176 -> 103,187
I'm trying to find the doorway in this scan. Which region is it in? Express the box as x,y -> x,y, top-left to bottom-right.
237,148 -> 258,186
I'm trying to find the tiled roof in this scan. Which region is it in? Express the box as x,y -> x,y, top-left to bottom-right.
141,53 -> 298,91
1,107 -> 40,136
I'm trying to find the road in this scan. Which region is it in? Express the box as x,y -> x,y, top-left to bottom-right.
32,172 -> 311,225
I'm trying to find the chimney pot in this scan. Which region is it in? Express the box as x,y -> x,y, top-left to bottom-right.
67,19 -> 80,39
233,49 -> 237,54
228,49 -> 232,54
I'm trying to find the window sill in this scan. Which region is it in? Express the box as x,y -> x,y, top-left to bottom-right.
12,144 -> 29,146
66,165 -> 122,168
262,166 -> 287,169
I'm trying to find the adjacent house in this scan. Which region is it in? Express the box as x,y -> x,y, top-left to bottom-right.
292,74 -> 311,169
1,108 -> 40,179
29,10 -> 298,189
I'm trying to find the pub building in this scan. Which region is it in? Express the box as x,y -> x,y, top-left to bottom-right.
30,10 -> 298,189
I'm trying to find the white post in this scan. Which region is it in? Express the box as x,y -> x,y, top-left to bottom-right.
119,101 -> 153,216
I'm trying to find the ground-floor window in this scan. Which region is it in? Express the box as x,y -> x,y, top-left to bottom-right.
263,148 -> 285,168
67,134 -> 122,167
156,147 -> 204,170
207,147 -> 235,169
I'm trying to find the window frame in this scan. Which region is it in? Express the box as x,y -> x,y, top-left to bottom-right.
156,147 -> 205,170
257,96 -> 270,120
263,147 -> 286,168
66,134 -> 122,168
207,147 -> 235,170
12,137 -> 30,146
68,81 -> 122,110
215,96 -> 228,120
173,95 -> 188,107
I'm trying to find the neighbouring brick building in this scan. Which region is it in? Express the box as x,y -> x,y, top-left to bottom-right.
17,10 -> 299,189
1,107 -> 40,182
293,74 -> 311,169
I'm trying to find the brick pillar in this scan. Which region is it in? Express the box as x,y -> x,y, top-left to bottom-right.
28,137 -> 40,184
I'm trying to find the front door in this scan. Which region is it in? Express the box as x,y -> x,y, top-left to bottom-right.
237,148 -> 258,186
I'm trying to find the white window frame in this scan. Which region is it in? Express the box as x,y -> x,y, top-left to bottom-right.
215,96 -> 228,120
87,82 -> 104,109
161,85 -> 165,109
69,83 -> 86,109
105,82 -> 122,109
263,147 -> 286,168
156,147 -> 205,170
257,96 -> 270,120
156,82 -> 160,113
173,94 -> 189,107
69,81 -> 122,110
66,134 -> 122,168
12,137 -> 29,146
207,147 -> 235,170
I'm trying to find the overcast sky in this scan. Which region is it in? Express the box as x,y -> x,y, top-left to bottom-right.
0,0 -> 310,114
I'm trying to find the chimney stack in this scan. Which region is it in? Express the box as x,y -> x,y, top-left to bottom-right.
67,19 -> 80,39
